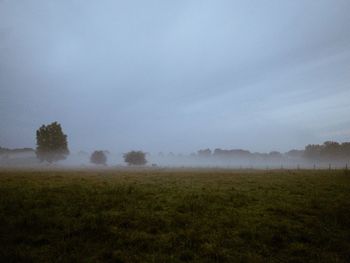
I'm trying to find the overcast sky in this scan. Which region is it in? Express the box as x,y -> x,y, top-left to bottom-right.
1,0 -> 350,154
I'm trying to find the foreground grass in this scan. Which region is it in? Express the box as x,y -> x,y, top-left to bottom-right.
0,169 -> 349,263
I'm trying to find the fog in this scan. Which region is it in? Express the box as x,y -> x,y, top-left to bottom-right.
1,1 -> 350,161
1,146 -> 349,170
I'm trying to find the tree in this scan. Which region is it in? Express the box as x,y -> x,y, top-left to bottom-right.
197,148 -> 212,157
123,151 -> 147,166
304,141 -> 347,161
90,151 -> 107,165
36,122 -> 69,163
321,141 -> 340,160
304,144 -> 323,160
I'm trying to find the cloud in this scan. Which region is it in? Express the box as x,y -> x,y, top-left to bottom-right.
1,0 -> 350,152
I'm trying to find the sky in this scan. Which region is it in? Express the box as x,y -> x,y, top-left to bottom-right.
1,0 -> 350,154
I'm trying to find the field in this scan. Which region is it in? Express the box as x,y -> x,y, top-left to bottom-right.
0,169 -> 350,263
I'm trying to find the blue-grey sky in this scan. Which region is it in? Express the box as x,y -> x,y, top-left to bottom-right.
1,0 -> 350,153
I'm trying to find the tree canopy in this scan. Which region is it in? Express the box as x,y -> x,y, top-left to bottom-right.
90,151 -> 107,165
123,151 -> 147,166
304,141 -> 350,161
36,122 -> 69,163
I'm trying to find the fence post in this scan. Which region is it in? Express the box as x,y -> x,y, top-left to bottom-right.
297,164 -> 300,170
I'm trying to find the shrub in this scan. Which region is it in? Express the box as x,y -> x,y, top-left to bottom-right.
123,151 -> 147,166
90,151 -> 107,165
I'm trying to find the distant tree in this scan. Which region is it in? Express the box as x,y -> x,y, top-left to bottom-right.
286,149 -> 304,158
269,151 -> 282,158
341,142 -> 350,157
212,148 -> 251,158
304,141 -> 350,161
124,151 -> 147,166
304,144 -> 323,160
0,147 -> 34,155
197,148 -> 212,157
90,151 -> 107,165
213,148 -> 226,157
321,141 -> 340,159
36,122 -> 69,163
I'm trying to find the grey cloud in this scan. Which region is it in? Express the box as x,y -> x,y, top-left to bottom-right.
1,0 -> 350,153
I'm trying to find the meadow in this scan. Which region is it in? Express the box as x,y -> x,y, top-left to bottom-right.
0,169 -> 349,262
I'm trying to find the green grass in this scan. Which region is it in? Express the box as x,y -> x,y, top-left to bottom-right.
0,169 -> 350,262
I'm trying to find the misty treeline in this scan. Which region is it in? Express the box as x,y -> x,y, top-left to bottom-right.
156,144 -> 349,168
304,141 -> 350,161
191,143 -> 348,167
194,141 -> 350,162
1,122 -> 350,168
0,147 -> 34,155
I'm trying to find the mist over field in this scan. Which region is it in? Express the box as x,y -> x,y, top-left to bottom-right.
1,142 -> 349,169
1,0 -> 350,159
2,2 -> 350,262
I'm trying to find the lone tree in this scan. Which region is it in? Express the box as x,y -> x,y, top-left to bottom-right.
90,151 -> 107,165
124,151 -> 147,166
36,122 -> 69,163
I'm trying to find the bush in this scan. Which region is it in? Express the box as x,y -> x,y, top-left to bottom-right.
90,151 -> 107,165
123,151 -> 147,166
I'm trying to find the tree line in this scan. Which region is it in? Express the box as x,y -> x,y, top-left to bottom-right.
196,143 -> 350,162
0,147 -> 34,155
304,141 -> 350,161
7,121 -> 349,166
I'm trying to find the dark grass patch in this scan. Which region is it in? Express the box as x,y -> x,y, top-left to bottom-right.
0,170 -> 349,262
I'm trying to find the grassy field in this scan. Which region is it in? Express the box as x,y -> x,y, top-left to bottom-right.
0,169 -> 349,263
